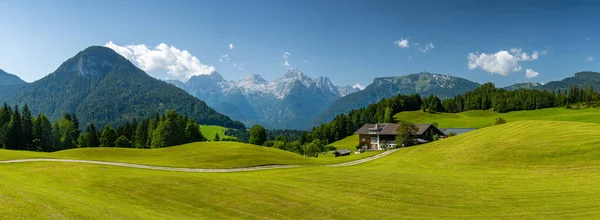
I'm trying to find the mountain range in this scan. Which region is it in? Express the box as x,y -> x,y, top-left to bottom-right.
0,46 -> 245,130
309,72 -> 481,127
167,69 -> 361,129
1,46 -> 599,131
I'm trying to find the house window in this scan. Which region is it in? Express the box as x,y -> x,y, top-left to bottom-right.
361,138 -> 366,141
370,137 -> 378,143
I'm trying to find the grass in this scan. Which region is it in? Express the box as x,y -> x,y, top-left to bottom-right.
329,134 -> 359,150
0,139 -> 379,168
200,125 -> 236,141
394,107 -> 600,128
2,120 -> 600,218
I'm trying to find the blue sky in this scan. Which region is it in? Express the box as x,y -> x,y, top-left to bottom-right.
0,0 -> 599,87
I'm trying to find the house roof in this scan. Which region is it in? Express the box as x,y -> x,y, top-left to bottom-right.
354,123 -> 446,136
334,149 -> 352,154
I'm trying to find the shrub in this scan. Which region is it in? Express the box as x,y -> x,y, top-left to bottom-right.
495,117 -> 507,125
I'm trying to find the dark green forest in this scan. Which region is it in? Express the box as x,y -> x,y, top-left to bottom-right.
0,104 -> 207,152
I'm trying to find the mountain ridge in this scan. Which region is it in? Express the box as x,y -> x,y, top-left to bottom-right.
168,69 -> 361,129
3,46 -> 245,129
309,72 -> 480,127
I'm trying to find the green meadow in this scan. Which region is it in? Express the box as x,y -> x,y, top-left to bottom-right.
2,120 -> 600,219
395,107 -> 600,128
0,140 -> 377,169
199,125 -> 236,141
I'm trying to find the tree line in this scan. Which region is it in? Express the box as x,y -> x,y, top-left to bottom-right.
0,104 -> 207,152
287,84 -> 600,146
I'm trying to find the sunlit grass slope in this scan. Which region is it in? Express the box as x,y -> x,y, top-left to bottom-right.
0,140 -> 378,168
394,107 -> 600,128
200,125 -> 236,141
2,121 -> 600,219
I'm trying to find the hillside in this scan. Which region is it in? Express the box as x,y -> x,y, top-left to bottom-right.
0,140 -> 376,168
311,72 -> 480,126
543,71 -> 600,91
0,69 -> 28,100
394,107 -> 600,128
4,46 -> 245,129
2,120 -> 600,218
503,82 -> 542,90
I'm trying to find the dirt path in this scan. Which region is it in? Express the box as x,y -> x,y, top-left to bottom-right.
0,149 -> 399,173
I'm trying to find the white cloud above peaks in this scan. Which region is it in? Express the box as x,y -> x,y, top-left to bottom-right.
468,48 -> 546,76
105,41 -> 215,81
525,69 -> 539,78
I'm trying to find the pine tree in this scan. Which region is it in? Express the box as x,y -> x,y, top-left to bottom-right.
21,104 -> 34,151
134,119 -> 149,148
82,123 -> 100,147
32,114 -> 52,152
6,105 -> 24,150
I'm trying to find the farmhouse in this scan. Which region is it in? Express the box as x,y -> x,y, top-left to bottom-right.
354,123 -> 446,150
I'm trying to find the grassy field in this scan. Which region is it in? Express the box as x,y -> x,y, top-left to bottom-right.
2,120 -> 600,219
395,107 -> 600,128
0,140 -> 378,168
200,125 -> 236,141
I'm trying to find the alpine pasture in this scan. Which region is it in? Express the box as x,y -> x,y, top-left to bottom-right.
2,120 -> 600,219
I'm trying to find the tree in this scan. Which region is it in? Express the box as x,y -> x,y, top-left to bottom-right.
395,121 -> 418,147
151,110 -> 185,148
275,135 -> 287,142
184,119 -> 205,143
249,125 -> 267,146
383,107 -> 394,123
82,123 -> 100,147
134,119 -> 149,148
114,135 -> 132,148
495,117 -> 507,125
100,125 -> 117,147
6,105 -> 23,150
32,114 -> 52,151
56,115 -> 78,150
21,104 -> 34,150
214,133 -> 220,142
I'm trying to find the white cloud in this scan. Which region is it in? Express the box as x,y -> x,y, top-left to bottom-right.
468,51 -> 521,75
219,54 -> 229,63
282,52 -> 291,67
104,41 -> 215,81
394,38 -> 409,48
353,84 -> 365,90
420,42 -> 435,52
586,56 -> 594,62
229,43 -> 235,50
525,69 -> 539,78
467,48 -> 545,76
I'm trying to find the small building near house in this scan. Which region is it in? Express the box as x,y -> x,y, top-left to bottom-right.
440,128 -> 477,136
333,149 -> 352,157
354,123 -> 446,150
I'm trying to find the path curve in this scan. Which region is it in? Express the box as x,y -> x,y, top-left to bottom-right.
0,149 -> 399,173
